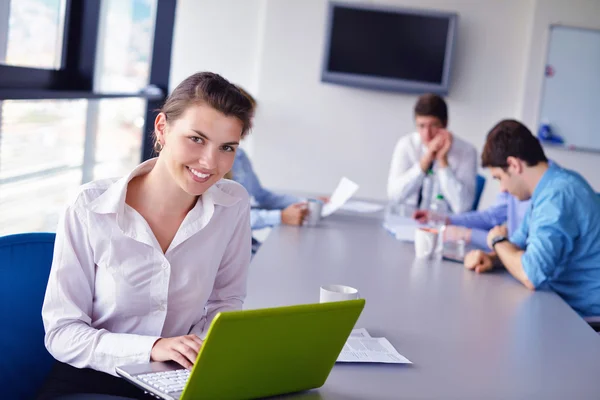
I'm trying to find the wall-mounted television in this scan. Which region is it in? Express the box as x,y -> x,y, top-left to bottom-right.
321,2 -> 458,95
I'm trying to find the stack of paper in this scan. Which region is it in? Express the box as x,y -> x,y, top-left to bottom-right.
382,214 -> 423,242
339,200 -> 384,213
337,329 -> 412,364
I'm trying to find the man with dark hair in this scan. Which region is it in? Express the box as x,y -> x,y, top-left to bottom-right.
465,119 -> 600,317
387,93 -> 477,213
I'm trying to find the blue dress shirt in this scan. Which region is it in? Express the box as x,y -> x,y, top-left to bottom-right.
231,148 -> 302,230
449,192 -> 530,250
510,163 -> 600,317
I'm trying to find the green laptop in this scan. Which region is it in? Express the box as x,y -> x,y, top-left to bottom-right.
116,299 -> 365,400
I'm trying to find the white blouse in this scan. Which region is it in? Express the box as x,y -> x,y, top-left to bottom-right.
42,159 -> 252,376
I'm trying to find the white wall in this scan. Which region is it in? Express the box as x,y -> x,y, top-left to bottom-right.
251,0 -> 534,206
521,0 -> 600,191
170,0 -> 267,153
170,0 -> 264,92
171,0 -> 599,208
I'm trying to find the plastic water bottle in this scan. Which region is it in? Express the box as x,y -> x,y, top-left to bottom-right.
421,170 -> 434,210
429,194 -> 448,254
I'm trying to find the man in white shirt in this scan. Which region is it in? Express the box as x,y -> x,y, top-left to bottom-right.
387,93 -> 477,213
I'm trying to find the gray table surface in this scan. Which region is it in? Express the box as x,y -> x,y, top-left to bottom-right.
245,213 -> 600,400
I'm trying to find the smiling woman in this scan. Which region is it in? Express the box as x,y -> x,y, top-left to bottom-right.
149,72 -> 252,199
37,72 -> 255,399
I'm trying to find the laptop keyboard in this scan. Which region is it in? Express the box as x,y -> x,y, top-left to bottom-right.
137,369 -> 190,394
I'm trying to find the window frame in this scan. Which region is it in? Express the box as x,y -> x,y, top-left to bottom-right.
0,0 -> 176,164
0,0 -> 174,103
0,0 -> 176,236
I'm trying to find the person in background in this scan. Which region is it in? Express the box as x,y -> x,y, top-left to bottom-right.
38,72 -> 253,399
387,93 -> 477,214
229,87 -> 329,252
414,184 -> 530,250
464,119 -> 600,317
230,147 -> 307,229
229,143 -> 307,253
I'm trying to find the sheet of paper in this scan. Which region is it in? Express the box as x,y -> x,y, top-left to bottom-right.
382,214 -> 423,242
321,177 -> 359,217
350,328 -> 372,338
339,200 -> 384,213
337,337 -> 412,364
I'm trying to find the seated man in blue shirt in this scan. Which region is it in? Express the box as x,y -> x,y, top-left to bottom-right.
414,191 -> 530,250
464,119 -> 600,317
231,147 -> 307,230
230,86 -> 323,254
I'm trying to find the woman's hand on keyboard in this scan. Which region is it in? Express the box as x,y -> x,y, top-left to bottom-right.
150,334 -> 204,370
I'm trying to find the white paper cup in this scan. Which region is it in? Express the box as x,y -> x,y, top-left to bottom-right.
304,199 -> 323,227
320,284 -> 360,303
414,227 -> 438,259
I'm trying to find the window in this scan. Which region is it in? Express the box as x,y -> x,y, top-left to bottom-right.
0,98 -> 146,236
95,0 -> 157,92
93,98 -> 146,180
0,0 -> 176,236
0,0 -> 67,69
0,99 -> 86,235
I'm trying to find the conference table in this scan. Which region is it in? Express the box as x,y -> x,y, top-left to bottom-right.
244,211 -> 600,399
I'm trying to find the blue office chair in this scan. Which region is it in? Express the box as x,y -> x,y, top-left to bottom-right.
471,174 -> 486,211
0,232 -> 56,400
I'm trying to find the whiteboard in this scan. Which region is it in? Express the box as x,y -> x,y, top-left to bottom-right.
539,25 -> 600,152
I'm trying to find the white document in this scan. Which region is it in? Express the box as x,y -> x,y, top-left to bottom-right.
383,214 -> 422,242
349,328 -> 372,338
321,177 -> 359,217
339,200 -> 384,213
337,337 -> 412,364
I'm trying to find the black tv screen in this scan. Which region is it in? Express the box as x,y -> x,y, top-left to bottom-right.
321,3 -> 457,94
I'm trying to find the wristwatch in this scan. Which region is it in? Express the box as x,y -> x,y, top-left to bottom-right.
491,235 -> 509,249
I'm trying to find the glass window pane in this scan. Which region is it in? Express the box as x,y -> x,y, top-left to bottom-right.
95,0 -> 157,93
0,0 -> 67,69
0,99 -> 87,236
0,98 -> 146,236
93,98 -> 146,180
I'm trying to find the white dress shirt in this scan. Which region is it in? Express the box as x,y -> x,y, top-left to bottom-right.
387,132 -> 478,213
42,159 -> 251,376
